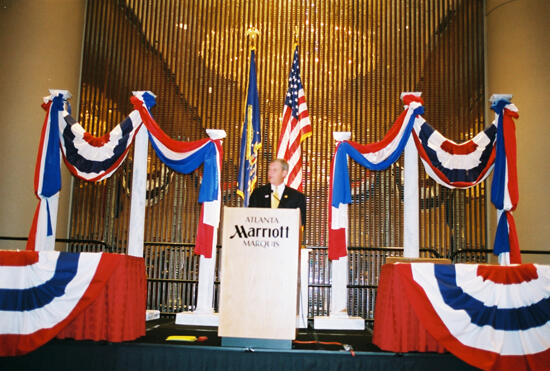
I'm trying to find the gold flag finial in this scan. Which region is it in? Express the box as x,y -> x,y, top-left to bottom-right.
246,27 -> 260,50
293,26 -> 299,48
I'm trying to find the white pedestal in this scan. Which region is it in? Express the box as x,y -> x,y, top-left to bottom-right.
313,313 -> 365,330
146,309 -> 160,321
175,310 -> 219,326
313,256 -> 365,330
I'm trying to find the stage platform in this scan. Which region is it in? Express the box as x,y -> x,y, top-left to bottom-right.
1,318 -> 478,371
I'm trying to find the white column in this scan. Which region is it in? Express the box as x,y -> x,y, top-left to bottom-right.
297,248 -> 311,328
175,129 -> 225,326
127,125 -> 148,257
193,248 -> 218,308
175,248 -> 220,325
402,92 -> 421,258
330,255 -> 349,315
314,131 -> 364,330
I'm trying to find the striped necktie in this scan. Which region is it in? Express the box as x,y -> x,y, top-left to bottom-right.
271,190 -> 280,208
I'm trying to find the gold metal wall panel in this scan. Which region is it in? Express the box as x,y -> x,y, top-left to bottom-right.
71,0 -> 487,319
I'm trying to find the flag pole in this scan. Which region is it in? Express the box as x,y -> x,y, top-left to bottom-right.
237,27 -> 261,205
245,27 -> 260,51
293,25 -> 299,49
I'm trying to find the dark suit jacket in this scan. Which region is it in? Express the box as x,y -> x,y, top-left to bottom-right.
248,184 -> 306,226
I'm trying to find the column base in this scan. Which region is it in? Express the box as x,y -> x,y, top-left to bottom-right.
296,315 -> 308,329
296,248 -> 311,329
146,309 -> 160,321
175,310 -> 219,326
313,315 -> 365,330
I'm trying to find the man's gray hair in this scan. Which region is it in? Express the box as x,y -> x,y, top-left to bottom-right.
272,158 -> 289,172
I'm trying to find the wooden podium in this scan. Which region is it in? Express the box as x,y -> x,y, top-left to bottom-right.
218,207 -> 300,349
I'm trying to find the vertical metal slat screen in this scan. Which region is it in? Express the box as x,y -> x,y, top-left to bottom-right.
70,0 -> 486,322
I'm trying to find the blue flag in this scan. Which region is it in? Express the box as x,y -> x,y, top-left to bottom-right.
237,50 -> 261,206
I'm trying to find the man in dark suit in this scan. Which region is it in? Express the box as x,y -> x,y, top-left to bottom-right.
248,159 -> 306,226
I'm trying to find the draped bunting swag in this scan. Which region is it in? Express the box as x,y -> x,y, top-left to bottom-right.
27,93 -> 67,251
329,94 -> 520,264
490,100 -> 520,264
329,95 -> 425,260
130,93 -> 222,258
29,90 -> 518,263
27,91 -> 222,258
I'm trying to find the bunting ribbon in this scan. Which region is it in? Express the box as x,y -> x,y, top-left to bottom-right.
60,111 -> 142,182
27,91 -> 144,251
490,99 -> 520,264
29,91 -> 223,258
328,94 -> 520,263
0,251 -> 119,356
26,92 -> 67,251
400,263 -> 550,370
131,93 -> 222,258
412,118 -> 497,189
328,95 -> 424,260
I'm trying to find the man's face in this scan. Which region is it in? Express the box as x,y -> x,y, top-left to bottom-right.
268,161 -> 287,186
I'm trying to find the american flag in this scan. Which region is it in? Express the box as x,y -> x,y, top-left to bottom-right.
276,46 -> 312,192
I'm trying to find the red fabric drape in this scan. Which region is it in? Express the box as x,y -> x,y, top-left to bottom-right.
372,263 -> 446,353
56,254 -> 146,341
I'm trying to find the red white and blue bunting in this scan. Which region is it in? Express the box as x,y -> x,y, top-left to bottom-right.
28,91 -> 223,258
329,95 -> 424,260
329,94 -> 519,263
402,263 -> 550,370
490,99 -> 520,265
27,91 -> 70,251
412,117 -> 496,189
60,110 -> 142,182
131,92 -> 223,258
0,251 -> 117,356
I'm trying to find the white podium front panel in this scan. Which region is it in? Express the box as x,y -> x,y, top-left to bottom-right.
218,207 -> 300,340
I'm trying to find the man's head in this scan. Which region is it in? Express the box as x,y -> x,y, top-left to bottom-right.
268,159 -> 288,186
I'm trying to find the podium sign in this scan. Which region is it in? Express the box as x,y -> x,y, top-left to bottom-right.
218,207 -> 300,348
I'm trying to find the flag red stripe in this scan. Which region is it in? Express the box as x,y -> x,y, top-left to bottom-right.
276,49 -> 311,192
287,160 -> 302,180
